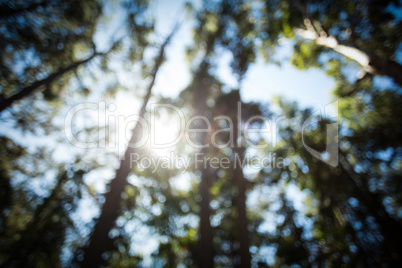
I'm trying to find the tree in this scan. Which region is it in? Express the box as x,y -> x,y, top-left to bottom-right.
0,136 -> 92,266
255,73 -> 402,266
0,45 -> 117,113
258,0 -> 402,85
0,0 -> 102,110
185,1 -> 259,266
1,0 -> 155,266
80,27 -> 177,267
0,0 -> 153,113
1,0 -> 401,267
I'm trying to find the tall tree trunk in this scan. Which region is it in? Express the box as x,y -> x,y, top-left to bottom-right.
194,61 -> 214,268
233,93 -> 251,268
199,148 -> 214,268
298,28 -> 402,86
80,28 -> 176,267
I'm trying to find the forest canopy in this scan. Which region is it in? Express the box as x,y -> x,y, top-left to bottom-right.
0,0 -> 401,267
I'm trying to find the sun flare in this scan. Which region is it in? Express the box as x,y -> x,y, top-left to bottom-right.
150,114 -> 181,157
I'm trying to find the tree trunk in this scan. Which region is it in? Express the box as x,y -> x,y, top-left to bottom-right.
199,153 -> 214,268
233,94 -> 251,268
80,29 -> 176,267
194,61 -> 214,268
368,53 -> 402,86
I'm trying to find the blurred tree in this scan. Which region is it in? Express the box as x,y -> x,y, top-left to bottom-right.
0,41 -> 120,113
0,0 -> 401,267
185,1 -> 259,266
80,27 -> 177,267
258,0 -> 402,85
0,0 -> 102,111
0,136 -> 92,266
254,78 -> 402,266
0,0 -> 155,266
0,0 -> 153,113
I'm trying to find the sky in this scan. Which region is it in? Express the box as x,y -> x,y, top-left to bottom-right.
150,0 -> 336,111
83,0 -> 340,167
0,0 -> 339,158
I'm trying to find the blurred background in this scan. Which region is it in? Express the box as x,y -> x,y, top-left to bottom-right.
0,0 -> 401,267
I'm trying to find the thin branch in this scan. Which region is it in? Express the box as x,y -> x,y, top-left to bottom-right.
0,1 -> 50,19
0,40 -> 121,113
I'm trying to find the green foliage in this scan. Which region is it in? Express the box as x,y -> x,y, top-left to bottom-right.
0,0 -> 102,100
292,41 -> 324,70
1,0 -> 401,267
259,84 -> 402,266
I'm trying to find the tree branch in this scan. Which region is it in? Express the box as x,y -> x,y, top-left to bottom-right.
0,40 -> 121,113
0,1 -> 50,19
296,26 -> 402,85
